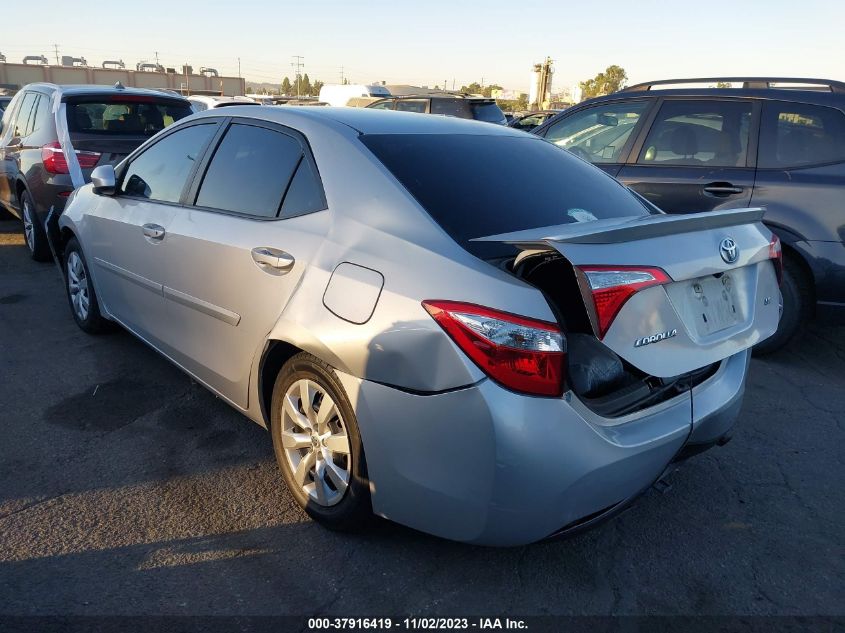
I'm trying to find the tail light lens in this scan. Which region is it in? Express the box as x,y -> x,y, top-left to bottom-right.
768,233 -> 783,285
41,141 -> 101,174
422,300 -> 565,397
577,266 -> 672,339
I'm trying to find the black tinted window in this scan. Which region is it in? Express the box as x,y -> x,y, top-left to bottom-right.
279,159 -> 326,218
67,99 -> 192,136
14,93 -> 37,137
31,94 -> 51,134
430,99 -> 472,118
123,123 -> 217,202
759,101 -> 845,168
196,123 -> 302,217
638,100 -> 752,167
395,100 -> 427,113
362,134 -> 649,259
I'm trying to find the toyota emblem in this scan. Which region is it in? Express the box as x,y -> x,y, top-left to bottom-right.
719,237 -> 739,264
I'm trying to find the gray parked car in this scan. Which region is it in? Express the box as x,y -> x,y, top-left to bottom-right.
52,107 -> 780,545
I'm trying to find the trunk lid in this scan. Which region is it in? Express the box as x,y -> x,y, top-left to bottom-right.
68,134 -> 146,167
474,208 -> 780,377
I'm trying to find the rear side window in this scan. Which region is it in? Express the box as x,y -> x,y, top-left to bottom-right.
368,100 -> 395,110
30,94 -> 52,135
759,101 -> 845,168
195,123 -> 303,218
395,100 -> 427,113
638,100 -> 752,167
122,123 -> 217,202
14,92 -> 37,137
279,160 -> 326,218
362,133 -> 650,259
430,99 -> 472,118
67,99 -> 193,136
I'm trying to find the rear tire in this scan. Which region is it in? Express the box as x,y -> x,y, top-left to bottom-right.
64,238 -> 108,335
754,255 -> 811,355
270,352 -> 372,531
20,190 -> 51,262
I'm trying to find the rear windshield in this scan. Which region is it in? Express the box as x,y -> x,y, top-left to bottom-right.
66,99 -> 193,136
361,133 -> 650,259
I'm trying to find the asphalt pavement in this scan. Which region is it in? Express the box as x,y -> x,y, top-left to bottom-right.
0,218 -> 842,619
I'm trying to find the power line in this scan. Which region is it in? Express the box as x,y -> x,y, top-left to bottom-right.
53,44 -> 60,65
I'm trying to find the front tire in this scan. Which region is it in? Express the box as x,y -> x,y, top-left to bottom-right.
20,190 -> 51,262
270,352 -> 372,530
754,255 -> 811,355
64,238 -> 108,334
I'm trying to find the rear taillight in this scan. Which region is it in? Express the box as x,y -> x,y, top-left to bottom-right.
422,300 -> 565,397
577,266 -> 672,339
41,141 -> 101,174
768,233 -> 783,285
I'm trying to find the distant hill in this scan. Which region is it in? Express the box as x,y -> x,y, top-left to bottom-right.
245,80 -> 280,94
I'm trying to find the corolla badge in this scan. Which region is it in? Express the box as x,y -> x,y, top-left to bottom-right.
635,328 -> 678,348
720,237 -> 739,264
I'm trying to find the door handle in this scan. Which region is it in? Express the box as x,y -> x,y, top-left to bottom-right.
703,183 -> 743,195
251,247 -> 295,274
142,223 -> 165,240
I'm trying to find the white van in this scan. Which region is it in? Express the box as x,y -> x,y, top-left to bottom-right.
318,84 -> 391,107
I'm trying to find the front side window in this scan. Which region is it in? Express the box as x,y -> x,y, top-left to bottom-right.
544,100 -> 649,163
195,123 -> 303,218
758,101 -> 845,168
67,99 -> 193,136
638,100 -> 752,167
368,100 -> 395,110
122,123 -> 217,202
395,100 -> 428,113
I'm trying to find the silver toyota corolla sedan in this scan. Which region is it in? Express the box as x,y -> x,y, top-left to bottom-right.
52,106 -> 781,545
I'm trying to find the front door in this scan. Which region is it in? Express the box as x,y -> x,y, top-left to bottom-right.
84,121 -> 220,342
617,99 -> 757,213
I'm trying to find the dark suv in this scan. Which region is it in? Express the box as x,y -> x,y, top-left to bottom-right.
532,77 -> 845,352
366,95 -> 507,124
0,83 -> 193,260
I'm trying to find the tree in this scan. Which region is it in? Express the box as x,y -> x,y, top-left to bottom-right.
281,76 -> 292,95
715,81 -> 731,88
579,65 -> 628,100
299,73 -> 312,97
312,80 -> 324,96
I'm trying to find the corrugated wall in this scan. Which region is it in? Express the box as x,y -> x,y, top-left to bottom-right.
0,63 -> 246,95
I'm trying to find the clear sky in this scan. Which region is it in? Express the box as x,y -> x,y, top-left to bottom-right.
3,0 -> 843,92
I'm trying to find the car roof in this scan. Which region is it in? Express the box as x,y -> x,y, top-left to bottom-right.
21,83 -> 189,101
191,105 -> 527,136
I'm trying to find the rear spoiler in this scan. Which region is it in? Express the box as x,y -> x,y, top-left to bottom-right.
471,208 -> 766,249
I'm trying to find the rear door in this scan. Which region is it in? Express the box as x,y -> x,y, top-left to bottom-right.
153,119 -> 329,408
536,98 -> 654,177
476,209 -> 781,378
618,99 -> 757,212
84,120 -> 221,343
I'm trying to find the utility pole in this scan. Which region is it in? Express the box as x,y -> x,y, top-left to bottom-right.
238,57 -> 241,79
155,51 -> 160,69
339,66 -> 344,84
291,55 -> 304,97
53,44 -> 60,66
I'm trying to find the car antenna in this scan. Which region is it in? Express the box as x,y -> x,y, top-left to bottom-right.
114,81 -> 125,90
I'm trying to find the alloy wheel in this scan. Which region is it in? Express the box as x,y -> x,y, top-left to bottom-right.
281,378 -> 351,507
22,200 -> 34,253
67,251 -> 90,321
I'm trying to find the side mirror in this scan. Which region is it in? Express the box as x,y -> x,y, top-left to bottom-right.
91,164 -> 116,195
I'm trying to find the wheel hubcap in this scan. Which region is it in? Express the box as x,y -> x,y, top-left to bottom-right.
281,378 -> 351,507
67,252 -> 90,321
22,201 -> 34,252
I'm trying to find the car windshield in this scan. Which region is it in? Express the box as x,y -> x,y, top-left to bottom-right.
66,98 -> 193,136
362,133 -> 649,259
